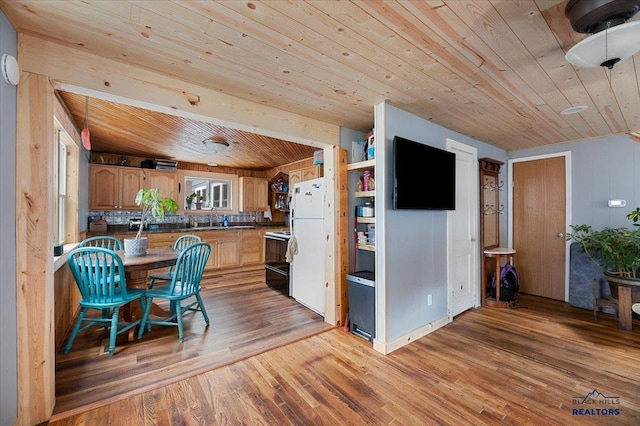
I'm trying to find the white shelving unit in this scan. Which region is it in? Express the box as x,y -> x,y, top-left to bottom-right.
348,159 -> 376,254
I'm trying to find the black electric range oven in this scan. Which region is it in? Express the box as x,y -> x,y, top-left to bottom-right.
264,231 -> 291,296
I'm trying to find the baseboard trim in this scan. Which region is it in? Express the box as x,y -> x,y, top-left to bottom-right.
372,315 -> 449,355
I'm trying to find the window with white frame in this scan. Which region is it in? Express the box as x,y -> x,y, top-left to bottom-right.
53,118 -> 79,246
57,132 -> 67,245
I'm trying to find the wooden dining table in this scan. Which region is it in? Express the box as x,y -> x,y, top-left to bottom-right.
116,247 -> 180,339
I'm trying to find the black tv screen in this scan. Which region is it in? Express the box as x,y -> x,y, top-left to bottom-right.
393,136 -> 456,210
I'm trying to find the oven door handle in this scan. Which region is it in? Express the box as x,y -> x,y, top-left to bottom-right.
265,235 -> 290,242
265,264 -> 289,276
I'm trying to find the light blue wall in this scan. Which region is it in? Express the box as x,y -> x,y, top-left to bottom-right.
0,10 -> 18,425
509,134 -> 640,230
379,103 -> 507,343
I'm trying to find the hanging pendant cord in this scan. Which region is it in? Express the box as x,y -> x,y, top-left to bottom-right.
84,96 -> 89,128
605,21 -> 613,92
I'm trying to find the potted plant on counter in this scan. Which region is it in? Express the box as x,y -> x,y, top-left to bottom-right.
124,188 -> 178,256
186,192 -> 197,210
566,208 -> 640,304
195,195 -> 204,210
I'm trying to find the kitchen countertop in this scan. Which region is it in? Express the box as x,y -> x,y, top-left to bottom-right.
89,222 -> 289,235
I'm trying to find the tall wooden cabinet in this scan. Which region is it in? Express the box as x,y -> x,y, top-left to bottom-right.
479,158 -> 504,305
239,177 -> 268,212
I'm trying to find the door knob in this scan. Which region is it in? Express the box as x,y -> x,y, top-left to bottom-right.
556,232 -> 564,238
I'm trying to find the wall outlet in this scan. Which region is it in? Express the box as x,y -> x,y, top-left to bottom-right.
427,294 -> 432,306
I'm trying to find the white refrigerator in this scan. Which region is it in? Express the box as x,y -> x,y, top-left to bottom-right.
291,177 -> 325,316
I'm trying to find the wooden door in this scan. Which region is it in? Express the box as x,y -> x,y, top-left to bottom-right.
513,157 -> 566,300
89,165 -> 118,210
119,168 -> 144,210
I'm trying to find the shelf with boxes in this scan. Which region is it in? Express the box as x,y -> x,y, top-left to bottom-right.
348,159 -> 376,252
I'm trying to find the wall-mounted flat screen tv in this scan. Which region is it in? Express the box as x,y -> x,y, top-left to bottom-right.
393,136 -> 456,210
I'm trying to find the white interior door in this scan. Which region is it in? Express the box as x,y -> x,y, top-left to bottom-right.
447,139 -> 479,318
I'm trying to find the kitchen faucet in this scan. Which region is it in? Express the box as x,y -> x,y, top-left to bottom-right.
209,207 -> 219,226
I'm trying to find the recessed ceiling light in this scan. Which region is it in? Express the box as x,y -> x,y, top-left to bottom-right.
207,163 -> 218,167
560,105 -> 588,115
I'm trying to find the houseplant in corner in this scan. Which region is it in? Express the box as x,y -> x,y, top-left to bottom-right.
566,208 -> 640,305
124,188 -> 178,256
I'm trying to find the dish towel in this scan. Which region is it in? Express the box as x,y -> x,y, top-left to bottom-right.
286,236 -> 298,263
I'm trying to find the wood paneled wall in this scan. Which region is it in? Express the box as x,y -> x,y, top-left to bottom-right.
53,265 -> 80,353
90,152 -> 268,178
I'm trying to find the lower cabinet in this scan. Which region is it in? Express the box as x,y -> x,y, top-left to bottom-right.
97,229 -> 265,273
197,230 -> 241,271
240,229 -> 264,266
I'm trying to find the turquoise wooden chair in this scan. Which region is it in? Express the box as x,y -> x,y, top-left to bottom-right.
138,242 -> 211,341
147,234 -> 202,287
78,236 -> 124,285
78,236 -> 123,251
65,247 -> 147,356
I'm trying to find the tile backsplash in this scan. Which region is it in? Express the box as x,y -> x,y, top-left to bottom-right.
89,210 -> 267,227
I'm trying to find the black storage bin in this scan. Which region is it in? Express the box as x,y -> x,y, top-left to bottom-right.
347,271 -> 375,341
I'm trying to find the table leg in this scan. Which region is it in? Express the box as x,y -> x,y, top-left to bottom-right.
618,286 -> 632,331
124,269 -> 172,340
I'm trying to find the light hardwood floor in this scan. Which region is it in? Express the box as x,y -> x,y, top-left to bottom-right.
52,269 -> 332,418
51,290 -> 640,425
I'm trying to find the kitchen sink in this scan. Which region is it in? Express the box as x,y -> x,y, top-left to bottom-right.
188,225 -> 255,230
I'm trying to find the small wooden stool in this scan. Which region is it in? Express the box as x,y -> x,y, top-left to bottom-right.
484,247 -> 516,308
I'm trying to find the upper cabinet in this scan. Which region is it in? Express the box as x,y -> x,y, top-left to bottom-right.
144,170 -> 177,201
288,165 -> 323,196
89,164 -> 143,210
239,177 -> 268,212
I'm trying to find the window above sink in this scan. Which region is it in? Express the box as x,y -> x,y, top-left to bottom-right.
184,175 -> 233,211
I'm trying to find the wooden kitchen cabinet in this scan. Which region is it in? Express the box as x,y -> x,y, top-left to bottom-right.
240,229 -> 264,266
144,169 -> 177,201
197,230 -> 241,271
301,165 -> 322,181
288,165 -> 323,195
239,177 -> 268,212
89,164 -> 143,210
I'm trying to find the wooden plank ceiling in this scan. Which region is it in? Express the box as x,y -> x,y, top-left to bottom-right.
3,0 -> 640,167
56,91 -> 317,170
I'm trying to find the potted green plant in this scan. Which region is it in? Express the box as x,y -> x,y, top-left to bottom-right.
567,208 -> 640,302
195,195 -> 204,210
124,188 -> 178,256
186,192 -> 197,210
